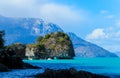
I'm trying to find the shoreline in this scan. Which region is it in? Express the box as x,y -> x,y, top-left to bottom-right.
1,58 -> 120,78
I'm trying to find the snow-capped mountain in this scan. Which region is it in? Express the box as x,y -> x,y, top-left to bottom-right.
0,16 -> 63,44
0,15 -> 118,57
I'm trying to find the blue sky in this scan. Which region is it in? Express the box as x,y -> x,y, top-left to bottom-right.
0,0 -> 120,52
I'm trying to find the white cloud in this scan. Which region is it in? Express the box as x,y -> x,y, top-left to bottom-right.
106,15 -> 115,19
42,4 -> 83,21
100,10 -> 115,19
86,23 -> 120,52
86,28 -> 107,40
0,0 -> 86,31
116,20 -> 120,26
100,10 -> 108,14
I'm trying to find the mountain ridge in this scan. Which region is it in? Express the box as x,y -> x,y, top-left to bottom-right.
0,15 -> 118,57
67,32 -> 117,57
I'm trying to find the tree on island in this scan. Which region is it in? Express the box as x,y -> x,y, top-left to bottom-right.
36,36 -> 43,44
34,44 -> 48,59
26,31 -> 75,59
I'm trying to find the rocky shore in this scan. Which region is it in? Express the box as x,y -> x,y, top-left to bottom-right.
34,68 -> 109,78
0,56 -> 40,72
0,62 -> 40,72
0,63 -> 10,72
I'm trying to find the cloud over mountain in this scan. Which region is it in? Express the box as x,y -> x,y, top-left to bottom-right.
0,0 -> 86,32
86,21 -> 120,52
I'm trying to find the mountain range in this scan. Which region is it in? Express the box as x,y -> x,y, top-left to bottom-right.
0,15 -> 118,57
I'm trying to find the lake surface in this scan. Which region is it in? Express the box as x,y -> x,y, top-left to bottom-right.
0,58 -> 120,78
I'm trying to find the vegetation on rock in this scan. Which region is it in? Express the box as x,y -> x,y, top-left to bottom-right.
0,30 -> 39,72
26,31 -> 75,59
6,43 -> 26,58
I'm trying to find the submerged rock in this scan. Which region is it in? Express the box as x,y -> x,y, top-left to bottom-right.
34,68 -> 109,78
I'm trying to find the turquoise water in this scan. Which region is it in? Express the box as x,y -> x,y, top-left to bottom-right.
0,58 -> 120,78
24,58 -> 120,74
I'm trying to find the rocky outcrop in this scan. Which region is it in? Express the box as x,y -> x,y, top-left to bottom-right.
0,30 -> 40,72
1,56 -> 24,69
0,63 -> 10,72
6,43 -> 26,58
34,68 -> 109,78
0,56 -> 40,71
25,44 -> 36,59
26,32 -> 75,59
41,32 -> 75,58
0,48 -> 40,72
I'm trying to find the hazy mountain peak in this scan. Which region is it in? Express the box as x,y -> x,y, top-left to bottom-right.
0,16 -> 63,44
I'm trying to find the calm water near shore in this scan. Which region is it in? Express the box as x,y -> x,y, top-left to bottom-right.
0,58 -> 120,78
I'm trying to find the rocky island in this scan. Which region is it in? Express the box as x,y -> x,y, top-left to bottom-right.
26,31 -> 75,59
0,30 -> 75,71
